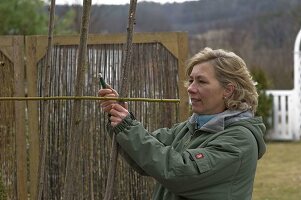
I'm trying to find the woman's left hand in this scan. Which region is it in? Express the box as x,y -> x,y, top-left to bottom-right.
109,103 -> 129,127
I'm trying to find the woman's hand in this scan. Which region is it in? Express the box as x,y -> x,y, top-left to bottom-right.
98,88 -> 119,112
98,88 -> 129,127
109,103 -> 129,127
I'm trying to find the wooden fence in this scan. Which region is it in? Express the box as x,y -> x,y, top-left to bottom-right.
0,32 -> 189,200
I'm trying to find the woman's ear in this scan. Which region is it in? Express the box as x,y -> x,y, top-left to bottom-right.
223,83 -> 235,98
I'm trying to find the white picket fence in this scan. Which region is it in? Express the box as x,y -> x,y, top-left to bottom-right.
266,28 -> 301,141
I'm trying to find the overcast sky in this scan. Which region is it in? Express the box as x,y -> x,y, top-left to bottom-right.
54,0 -> 198,5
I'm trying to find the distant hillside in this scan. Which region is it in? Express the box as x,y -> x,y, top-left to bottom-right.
56,0 -> 301,89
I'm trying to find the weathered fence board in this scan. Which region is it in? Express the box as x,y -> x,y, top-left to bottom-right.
0,36 -> 27,200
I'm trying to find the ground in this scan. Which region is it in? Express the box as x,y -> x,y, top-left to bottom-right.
253,142 -> 301,200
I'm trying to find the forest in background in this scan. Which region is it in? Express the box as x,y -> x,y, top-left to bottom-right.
54,0 -> 301,89
1,0 -> 300,89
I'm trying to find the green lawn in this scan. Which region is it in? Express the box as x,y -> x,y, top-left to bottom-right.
253,142 -> 301,200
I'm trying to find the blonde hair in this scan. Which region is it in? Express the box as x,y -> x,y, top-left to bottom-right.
186,47 -> 258,113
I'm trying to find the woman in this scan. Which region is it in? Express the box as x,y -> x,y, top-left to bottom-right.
99,47 -> 266,200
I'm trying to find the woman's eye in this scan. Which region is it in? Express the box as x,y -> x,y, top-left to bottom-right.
198,79 -> 207,84
187,79 -> 207,86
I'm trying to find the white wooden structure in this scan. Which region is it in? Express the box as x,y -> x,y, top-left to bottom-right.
266,28 -> 301,141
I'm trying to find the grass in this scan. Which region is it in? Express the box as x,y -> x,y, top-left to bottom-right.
253,142 -> 301,200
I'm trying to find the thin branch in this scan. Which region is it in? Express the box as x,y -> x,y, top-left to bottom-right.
104,1 -> 138,200
37,0 -> 56,199
0,96 -> 180,103
63,0 -> 92,199
120,0 -> 138,98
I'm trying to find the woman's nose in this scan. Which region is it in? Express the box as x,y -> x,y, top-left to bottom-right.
187,83 -> 196,93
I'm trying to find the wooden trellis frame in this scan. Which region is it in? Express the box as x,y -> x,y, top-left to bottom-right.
0,32 -> 188,199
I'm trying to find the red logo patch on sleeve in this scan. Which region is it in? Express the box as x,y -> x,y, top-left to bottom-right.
195,153 -> 204,159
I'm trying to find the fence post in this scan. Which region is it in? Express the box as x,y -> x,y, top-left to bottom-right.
25,36 -> 40,200
293,28 -> 301,140
176,32 -> 189,122
13,36 -> 27,200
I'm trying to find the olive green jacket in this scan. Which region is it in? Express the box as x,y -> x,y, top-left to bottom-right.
111,110 -> 266,200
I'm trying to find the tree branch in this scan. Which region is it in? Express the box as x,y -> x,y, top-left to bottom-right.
37,0 -> 56,199
103,1 -> 138,200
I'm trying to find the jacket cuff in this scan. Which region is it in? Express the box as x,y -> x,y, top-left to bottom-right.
112,112 -> 136,134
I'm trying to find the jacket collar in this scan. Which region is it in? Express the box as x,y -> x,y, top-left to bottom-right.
189,109 -> 253,133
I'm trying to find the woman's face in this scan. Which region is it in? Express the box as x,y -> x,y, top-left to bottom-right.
187,62 -> 227,115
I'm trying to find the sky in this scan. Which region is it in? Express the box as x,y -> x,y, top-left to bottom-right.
54,0 -> 197,5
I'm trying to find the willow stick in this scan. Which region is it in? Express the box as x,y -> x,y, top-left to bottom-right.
0,96 -> 180,103
37,0 -> 56,199
104,1 -> 137,199
63,0 -> 92,199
